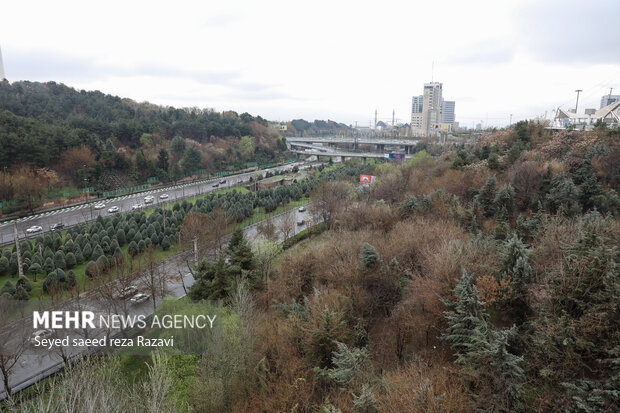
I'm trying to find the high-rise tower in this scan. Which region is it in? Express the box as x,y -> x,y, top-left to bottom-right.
422,82 -> 442,136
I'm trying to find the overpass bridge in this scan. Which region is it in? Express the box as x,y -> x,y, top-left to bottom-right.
286,136 -> 419,153
291,149 -> 411,162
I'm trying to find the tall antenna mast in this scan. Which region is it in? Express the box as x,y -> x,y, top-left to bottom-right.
374,110 -> 377,129
392,109 -> 395,127
609,87 -> 614,98
431,60 -> 434,82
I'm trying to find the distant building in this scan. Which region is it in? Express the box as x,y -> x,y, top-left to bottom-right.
475,123 -> 482,131
441,100 -> 455,124
601,94 -> 620,109
422,82 -> 442,137
411,95 -> 423,114
411,82 -> 456,137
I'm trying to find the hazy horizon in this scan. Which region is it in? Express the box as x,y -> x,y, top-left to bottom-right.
1,0 -> 619,127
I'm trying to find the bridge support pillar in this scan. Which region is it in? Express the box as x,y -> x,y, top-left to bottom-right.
339,156 -> 344,163
405,145 -> 410,154
362,157 -> 366,165
377,144 -> 384,151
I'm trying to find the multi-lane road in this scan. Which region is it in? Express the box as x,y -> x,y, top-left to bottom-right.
0,161 -> 311,246
0,201 -> 314,400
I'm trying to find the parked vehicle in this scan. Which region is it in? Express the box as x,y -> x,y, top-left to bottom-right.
297,219 -> 305,226
298,206 -> 306,212
26,225 -> 43,234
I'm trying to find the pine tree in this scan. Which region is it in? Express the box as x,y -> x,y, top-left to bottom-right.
478,176 -> 497,217
359,243 -> 381,271
441,269 -> 490,366
352,384 -> 378,413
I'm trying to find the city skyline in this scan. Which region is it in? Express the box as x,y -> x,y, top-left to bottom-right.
1,0 -> 619,127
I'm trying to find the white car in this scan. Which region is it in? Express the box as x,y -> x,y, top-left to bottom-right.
298,206 -> 306,213
115,285 -> 138,299
130,293 -> 150,304
131,204 -> 143,211
297,219 -> 305,226
107,206 -> 120,213
94,203 -> 106,210
29,329 -> 54,344
144,196 -> 154,204
159,194 -> 169,199
26,225 -> 43,234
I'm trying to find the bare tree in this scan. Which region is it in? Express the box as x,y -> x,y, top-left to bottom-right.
310,179 -> 353,228
138,246 -> 171,313
209,206 -> 232,252
276,209 -> 296,242
256,216 -> 277,241
0,299 -> 29,399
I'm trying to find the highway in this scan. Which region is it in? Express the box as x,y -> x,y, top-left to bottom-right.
0,203 -> 313,400
287,136 -> 419,146
0,161 -> 311,247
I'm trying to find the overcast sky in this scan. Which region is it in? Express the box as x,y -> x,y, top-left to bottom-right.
1,0 -> 619,127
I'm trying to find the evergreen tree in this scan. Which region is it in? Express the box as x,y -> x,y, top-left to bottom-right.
478,176 -> 497,217
228,228 -> 254,272
16,275 -> 32,292
53,250 -> 66,270
441,269 -> 490,366
359,243 -> 381,271
494,183 -> 516,217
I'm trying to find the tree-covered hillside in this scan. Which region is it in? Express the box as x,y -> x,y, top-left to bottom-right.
0,80 -> 295,212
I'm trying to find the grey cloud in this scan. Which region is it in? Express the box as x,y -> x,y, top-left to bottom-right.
4,48 -> 281,93
444,39 -> 516,65
514,0 -> 620,64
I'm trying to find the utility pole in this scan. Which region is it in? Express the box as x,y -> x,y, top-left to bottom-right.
13,224 -> 23,277
509,114 -> 513,126
374,110 -> 377,129
574,89 -> 582,113
392,109 -> 395,127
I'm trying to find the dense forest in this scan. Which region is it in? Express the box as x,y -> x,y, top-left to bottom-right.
8,123 -> 619,412
0,80 -> 298,213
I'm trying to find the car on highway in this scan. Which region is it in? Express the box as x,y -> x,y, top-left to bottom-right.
50,223 -> 64,231
131,204 -> 143,211
94,202 -> 106,210
130,293 -> 150,304
212,183 -> 219,188
219,179 -> 226,184
115,285 -> 138,299
144,195 -> 155,204
29,329 -> 54,344
159,194 -> 169,199
26,225 -> 43,234
297,219 -> 305,226
298,206 -> 306,212
107,206 -> 120,213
